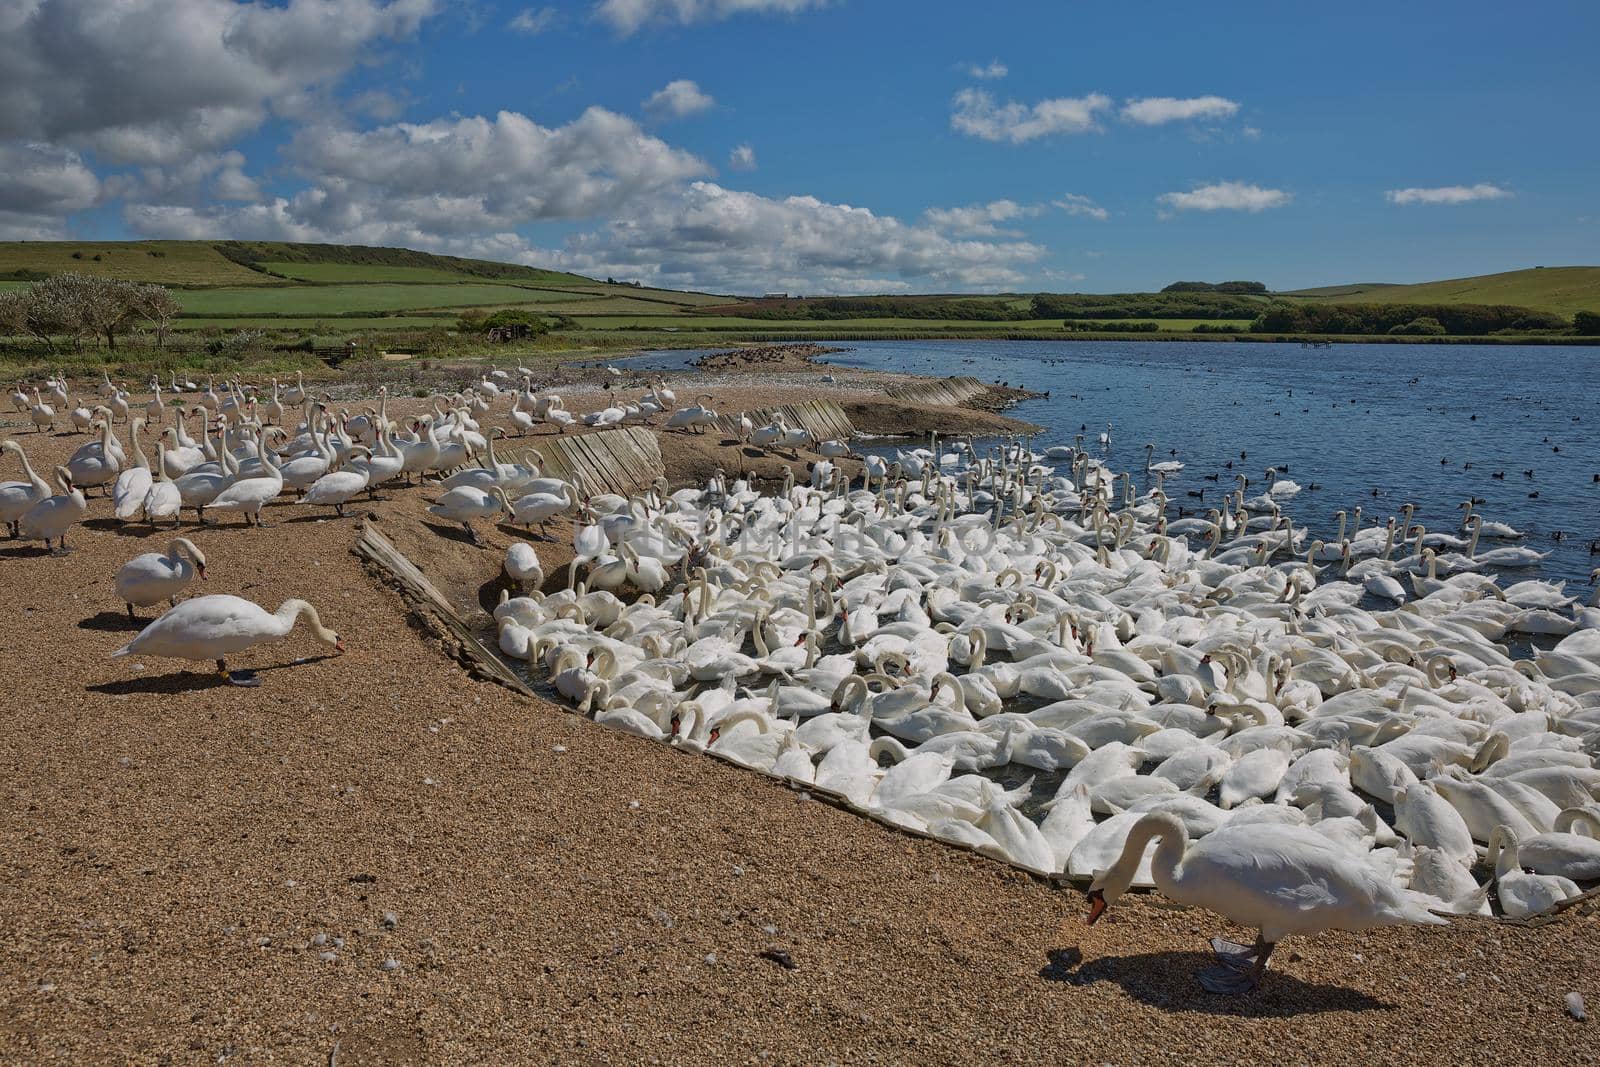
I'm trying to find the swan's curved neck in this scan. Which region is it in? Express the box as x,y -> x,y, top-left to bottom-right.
276,599 -> 337,644
1102,812 -> 1188,900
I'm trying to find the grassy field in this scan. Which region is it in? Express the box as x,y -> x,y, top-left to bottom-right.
1283,266 -> 1600,316
258,262 -> 496,284
3,242 -> 1594,361
178,282 -> 598,316
0,241 -> 285,286
168,316 -> 455,331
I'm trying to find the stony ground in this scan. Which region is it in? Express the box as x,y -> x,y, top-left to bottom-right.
0,370 -> 1594,1065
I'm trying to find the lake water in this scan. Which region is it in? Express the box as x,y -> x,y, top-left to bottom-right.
626,339 -> 1600,589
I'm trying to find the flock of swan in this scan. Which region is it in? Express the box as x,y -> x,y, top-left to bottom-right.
8,366 -> 1600,992
487,424 -> 1600,990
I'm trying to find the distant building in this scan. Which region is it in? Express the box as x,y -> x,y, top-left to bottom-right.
763,293 -> 789,300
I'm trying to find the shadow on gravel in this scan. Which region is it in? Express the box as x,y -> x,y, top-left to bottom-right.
1039,947 -> 1390,1017
89,653 -> 342,694
422,519 -> 483,546
78,611 -> 146,632
88,671 -> 229,694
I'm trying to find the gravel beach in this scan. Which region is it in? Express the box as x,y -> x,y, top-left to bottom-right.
0,362 -> 1594,1065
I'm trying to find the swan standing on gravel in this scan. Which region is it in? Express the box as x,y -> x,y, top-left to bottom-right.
111,418 -> 154,522
29,389 -> 54,433
302,450 -> 371,517
207,436 -> 283,526
0,439 -> 52,537
504,541 -> 545,592
143,442 -> 183,525
115,538 -> 207,616
428,485 -> 502,544
1086,812 -> 1446,993
112,594 -> 343,686
20,467 -> 87,554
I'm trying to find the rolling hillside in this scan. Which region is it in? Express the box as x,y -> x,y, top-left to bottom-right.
1282,266 -> 1600,316
0,240 -> 729,329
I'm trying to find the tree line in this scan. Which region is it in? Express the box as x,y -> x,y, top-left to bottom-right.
1030,292 -> 1269,319
0,273 -> 183,350
1160,280 -> 1269,294
1249,301 -> 1568,336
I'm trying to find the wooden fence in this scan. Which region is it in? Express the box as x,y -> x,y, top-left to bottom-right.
884,375 -> 991,407
711,399 -> 856,441
524,425 -> 664,499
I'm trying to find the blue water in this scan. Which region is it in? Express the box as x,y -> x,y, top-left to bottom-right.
647,340 -> 1600,588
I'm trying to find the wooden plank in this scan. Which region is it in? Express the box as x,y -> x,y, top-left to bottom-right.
529,426 -> 664,500
885,375 -> 989,407
712,399 -> 856,441
351,521 -> 534,697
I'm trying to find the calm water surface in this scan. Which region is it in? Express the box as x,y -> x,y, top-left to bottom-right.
639,340 -> 1600,588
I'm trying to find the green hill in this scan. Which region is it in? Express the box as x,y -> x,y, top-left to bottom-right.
1281,266 -> 1600,317
0,240 -> 729,328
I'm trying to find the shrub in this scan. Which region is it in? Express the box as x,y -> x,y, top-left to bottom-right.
1388,316 -> 1447,336
1574,310 -> 1600,335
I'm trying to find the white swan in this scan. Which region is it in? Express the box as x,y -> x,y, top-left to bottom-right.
115,538 -> 207,615
142,442 -> 184,526
112,594 -> 343,686
1087,812 -> 1446,993
110,418 -> 154,522
0,439 -> 52,537
1485,824 -> 1584,919
504,541 -> 545,592
20,467 -> 87,553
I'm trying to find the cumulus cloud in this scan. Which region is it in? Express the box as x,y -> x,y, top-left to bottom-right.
728,143 -> 757,170
922,199 -> 1039,237
1157,181 -> 1290,213
1120,95 -> 1239,125
643,80 -> 716,120
552,182 -> 1048,293
0,141 -> 101,238
128,106 -> 710,246
596,0 -> 830,35
1385,183 -> 1512,205
964,60 -> 1008,80
509,6 -> 559,33
950,88 -> 1111,143
1053,192 -> 1108,221
0,0 -> 440,166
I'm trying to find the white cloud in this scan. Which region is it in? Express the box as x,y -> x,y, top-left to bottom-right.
1120,95 -> 1239,125
950,88 -> 1111,143
509,6 -> 559,33
0,0 -> 441,166
128,106 -> 711,244
0,141 -> 101,238
1053,192 -> 1108,221
728,143 -> 757,170
643,79 -> 716,120
1157,181 -> 1290,213
1241,125 -> 1261,139
1385,183 -> 1512,205
922,199 -> 1039,237
553,182 -> 1048,293
596,0 -> 830,35
964,60 -> 1008,80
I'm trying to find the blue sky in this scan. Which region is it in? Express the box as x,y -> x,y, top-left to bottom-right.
1,0 -> 1595,294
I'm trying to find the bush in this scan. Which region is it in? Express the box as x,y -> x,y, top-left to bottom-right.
1388,316 -> 1447,336
1162,280 -> 1268,295
1254,300 -> 1558,336
1575,310 -> 1600,335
